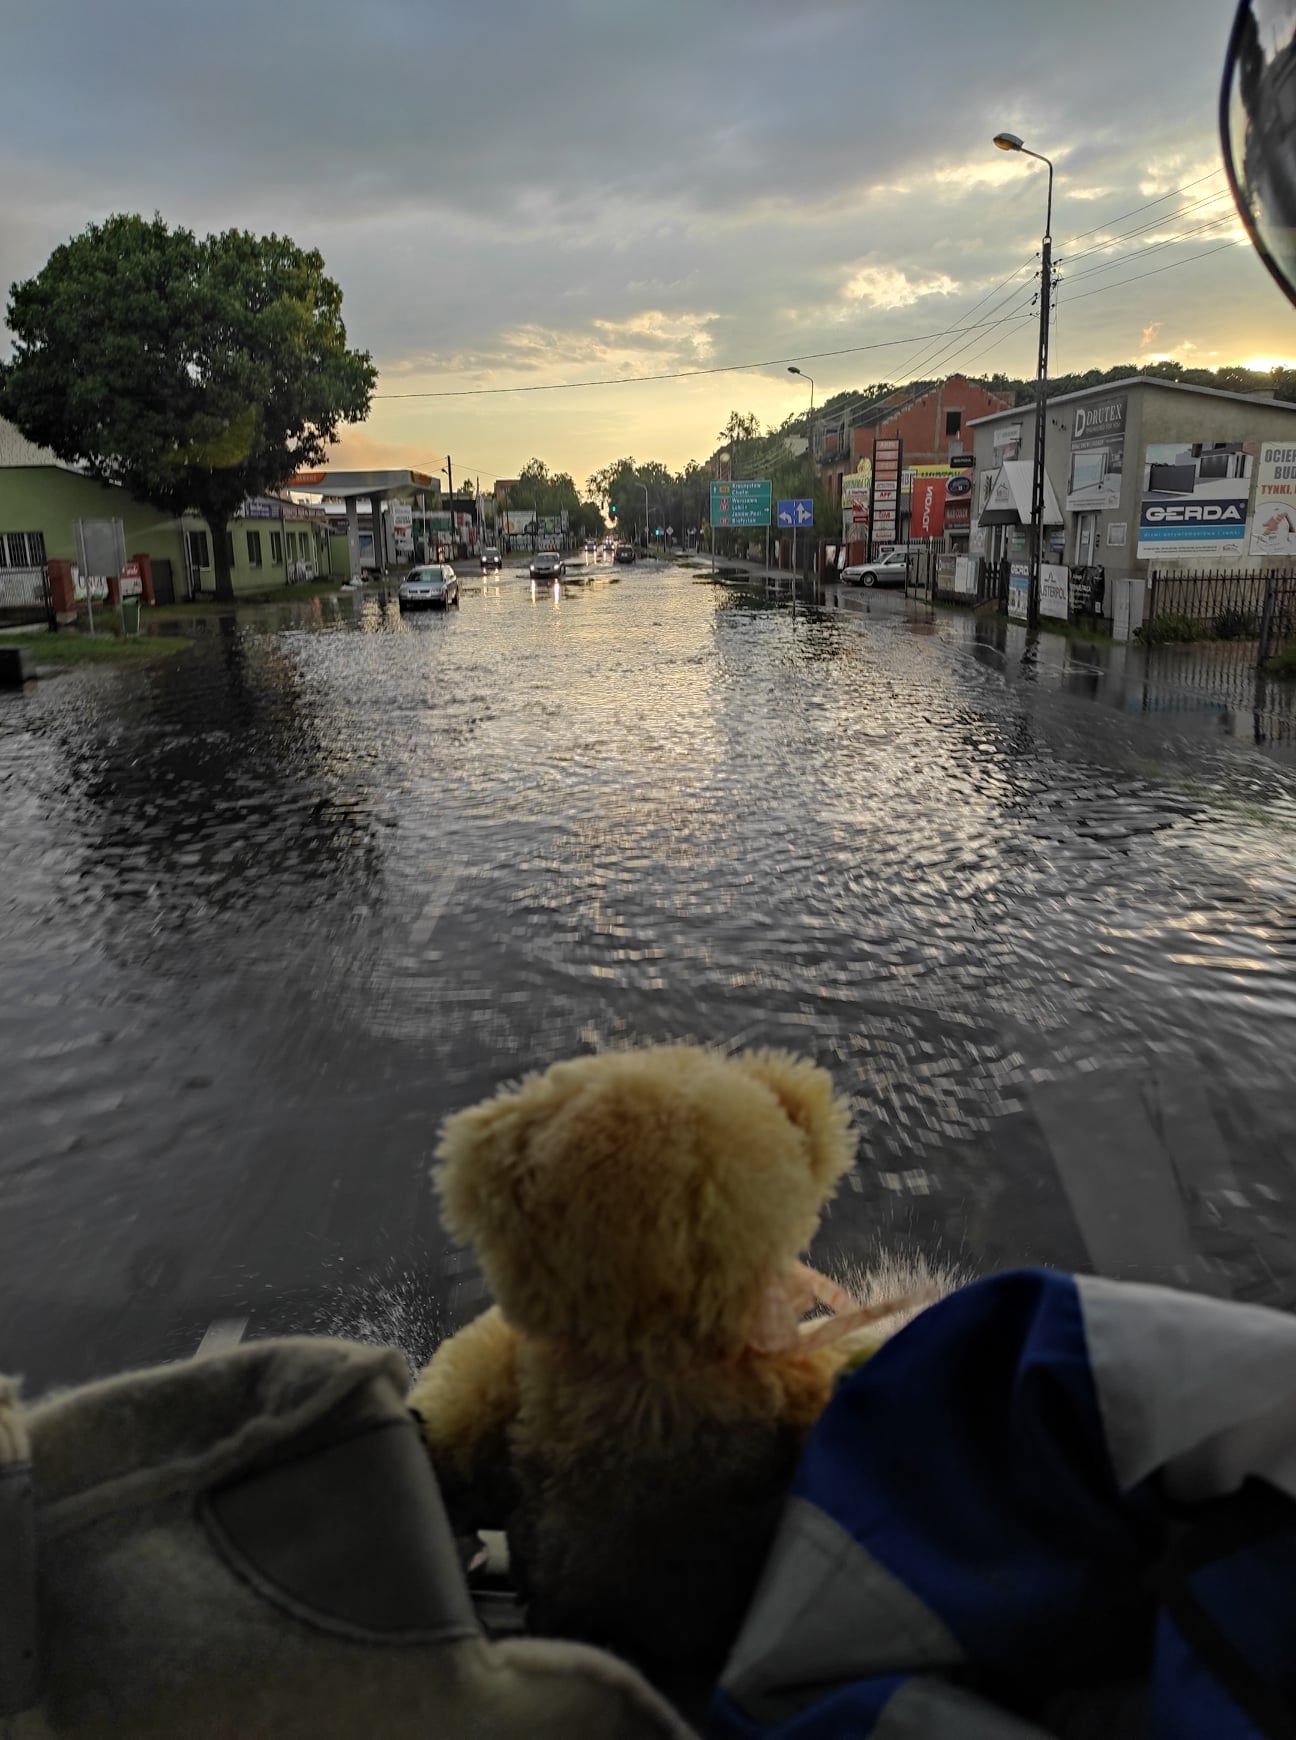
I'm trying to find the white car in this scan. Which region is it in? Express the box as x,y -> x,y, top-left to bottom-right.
399,563 -> 459,610
841,550 -> 909,588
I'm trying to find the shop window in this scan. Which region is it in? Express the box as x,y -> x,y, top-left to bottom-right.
270,532 -> 283,564
0,531 -> 46,568
186,530 -> 211,569
286,531 -> 298,559
945,410 -> 962,437
246,530 -> 263,567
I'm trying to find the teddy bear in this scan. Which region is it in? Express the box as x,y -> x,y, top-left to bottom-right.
409,1043 -> 930,1700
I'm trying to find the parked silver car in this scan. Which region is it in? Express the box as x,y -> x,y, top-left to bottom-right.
841,551 -> 909,588
399,564 -> 459,610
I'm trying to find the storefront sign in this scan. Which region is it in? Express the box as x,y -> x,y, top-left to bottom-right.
1137,441 -> 1254,558
1249,442 -> 1296,556
1066,395 -> 1126,512
1008,564 -> 1029,620
120,560 -> 143,599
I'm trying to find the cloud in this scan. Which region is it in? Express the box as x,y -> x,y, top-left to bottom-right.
1141,320 -> 1164,348
0,0 -> 1283,486
842,266 -> 960,311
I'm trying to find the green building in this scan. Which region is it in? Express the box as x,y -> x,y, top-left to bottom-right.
0,417 -> 333,608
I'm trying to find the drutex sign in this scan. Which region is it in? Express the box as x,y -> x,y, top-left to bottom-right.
710,480 -> 772,528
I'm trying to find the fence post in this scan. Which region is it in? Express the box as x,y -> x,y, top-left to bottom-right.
1259,573 -> 1276,668
1147,572 -> 1157,630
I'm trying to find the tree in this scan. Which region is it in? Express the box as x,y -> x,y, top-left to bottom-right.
1,213 -> 375,601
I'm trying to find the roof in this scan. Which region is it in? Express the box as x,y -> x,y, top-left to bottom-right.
968,376 -> 1296,428
979,460 -> 1063,527
289,467 -> 438,496
0,416 -> 78,470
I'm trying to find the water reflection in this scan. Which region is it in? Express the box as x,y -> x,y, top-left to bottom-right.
4,566 -> 1296,1389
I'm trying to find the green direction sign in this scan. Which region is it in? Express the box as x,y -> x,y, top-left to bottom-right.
710,479 -> 772,528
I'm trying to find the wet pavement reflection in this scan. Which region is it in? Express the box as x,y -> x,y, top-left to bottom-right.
5,563 -> 1296,1391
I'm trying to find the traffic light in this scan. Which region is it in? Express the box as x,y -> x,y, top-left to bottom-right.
609,502 -> 617,518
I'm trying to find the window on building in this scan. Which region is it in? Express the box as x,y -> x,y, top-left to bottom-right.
0,531 -> 46,568
286,531 -> 298,559
945,410 -> 962,437
225,532 -> 236,568
186,530 -> 211,569
270,531 -> 283,564
246,530 -> 263,567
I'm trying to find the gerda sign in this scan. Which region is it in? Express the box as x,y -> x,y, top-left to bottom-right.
1137,440 -> 1254,559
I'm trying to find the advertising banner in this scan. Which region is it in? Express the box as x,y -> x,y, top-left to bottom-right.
1137,441 -> 1254,558
1066,395 -> 1126,511
842,466 -> 872,537
1040,562 -> 1069,620
1249,441 -> 1296,557
993,423 -> 1023,461
912,476 -> 947,539
1008,564 -> 1029,620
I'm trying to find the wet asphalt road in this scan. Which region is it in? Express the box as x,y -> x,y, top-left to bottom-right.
4,559 -> 1296,1394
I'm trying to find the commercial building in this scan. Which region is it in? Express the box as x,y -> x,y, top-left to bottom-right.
967,377 -> 1296,611
820,375 -> 1014,558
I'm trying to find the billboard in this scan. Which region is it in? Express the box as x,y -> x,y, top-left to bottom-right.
1249,441 -> 1296,557
871,437 -> 902,547
842,463 -> 872,537
1066,395 -> 1126,512
912,475 -> 947,539
1137,441 -> 1254,558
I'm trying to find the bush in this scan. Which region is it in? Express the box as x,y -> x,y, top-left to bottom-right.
1265,643 -> 1296,678
1136,613 -> 1200,645
1214,608 -> 1259,640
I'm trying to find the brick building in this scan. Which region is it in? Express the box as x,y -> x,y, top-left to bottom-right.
820,375 -> 1015,552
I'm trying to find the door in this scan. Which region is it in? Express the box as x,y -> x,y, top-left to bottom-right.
152,558 -> 175,606
1073,512 -> 1098,567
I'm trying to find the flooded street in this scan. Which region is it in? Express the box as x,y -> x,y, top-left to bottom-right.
5,562 -> 1296,1392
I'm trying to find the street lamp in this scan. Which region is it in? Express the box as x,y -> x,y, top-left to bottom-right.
639,482 -> 650,557
788,366 -> 816,592
993,130 -> 1054,629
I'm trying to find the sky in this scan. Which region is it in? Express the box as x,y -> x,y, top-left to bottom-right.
2,0 -> 1292,495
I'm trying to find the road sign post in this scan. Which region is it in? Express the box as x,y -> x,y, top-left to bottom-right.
777,500 -> 814,604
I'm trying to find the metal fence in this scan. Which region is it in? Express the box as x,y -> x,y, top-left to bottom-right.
1146,570 -> 1270,640
0,567 -> 49,609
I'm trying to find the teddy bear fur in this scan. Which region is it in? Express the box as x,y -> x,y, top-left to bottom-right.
409,1043 -> 877,1692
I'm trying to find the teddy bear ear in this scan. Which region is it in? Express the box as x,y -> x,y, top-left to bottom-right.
433,1084 -> 545,1247
734,1049 -> 856,1193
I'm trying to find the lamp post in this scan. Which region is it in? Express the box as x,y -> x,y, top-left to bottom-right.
788,366 -> 816,595
639,482 -> 650,557
993,131 -> 1054,629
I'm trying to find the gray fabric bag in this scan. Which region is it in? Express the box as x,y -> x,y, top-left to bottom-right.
0,1337 -> 694,1739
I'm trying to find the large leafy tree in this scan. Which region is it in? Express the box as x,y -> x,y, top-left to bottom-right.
1,213 -> 375,600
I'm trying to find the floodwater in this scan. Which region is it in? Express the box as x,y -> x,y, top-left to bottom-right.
5,562 -> 1296,1393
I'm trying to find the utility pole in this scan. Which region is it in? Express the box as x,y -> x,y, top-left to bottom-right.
1029,225 -> 1054,629
445,454 -> 454,559
993,133 -> 1054,631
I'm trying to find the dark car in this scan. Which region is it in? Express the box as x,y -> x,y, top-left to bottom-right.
614,545 -> 636,565
480,547 -> 502,570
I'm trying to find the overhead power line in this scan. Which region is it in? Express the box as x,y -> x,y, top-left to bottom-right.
1063,240 -> 1241,303
372,314 -> 1037,400
373,169 -> 1241,408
